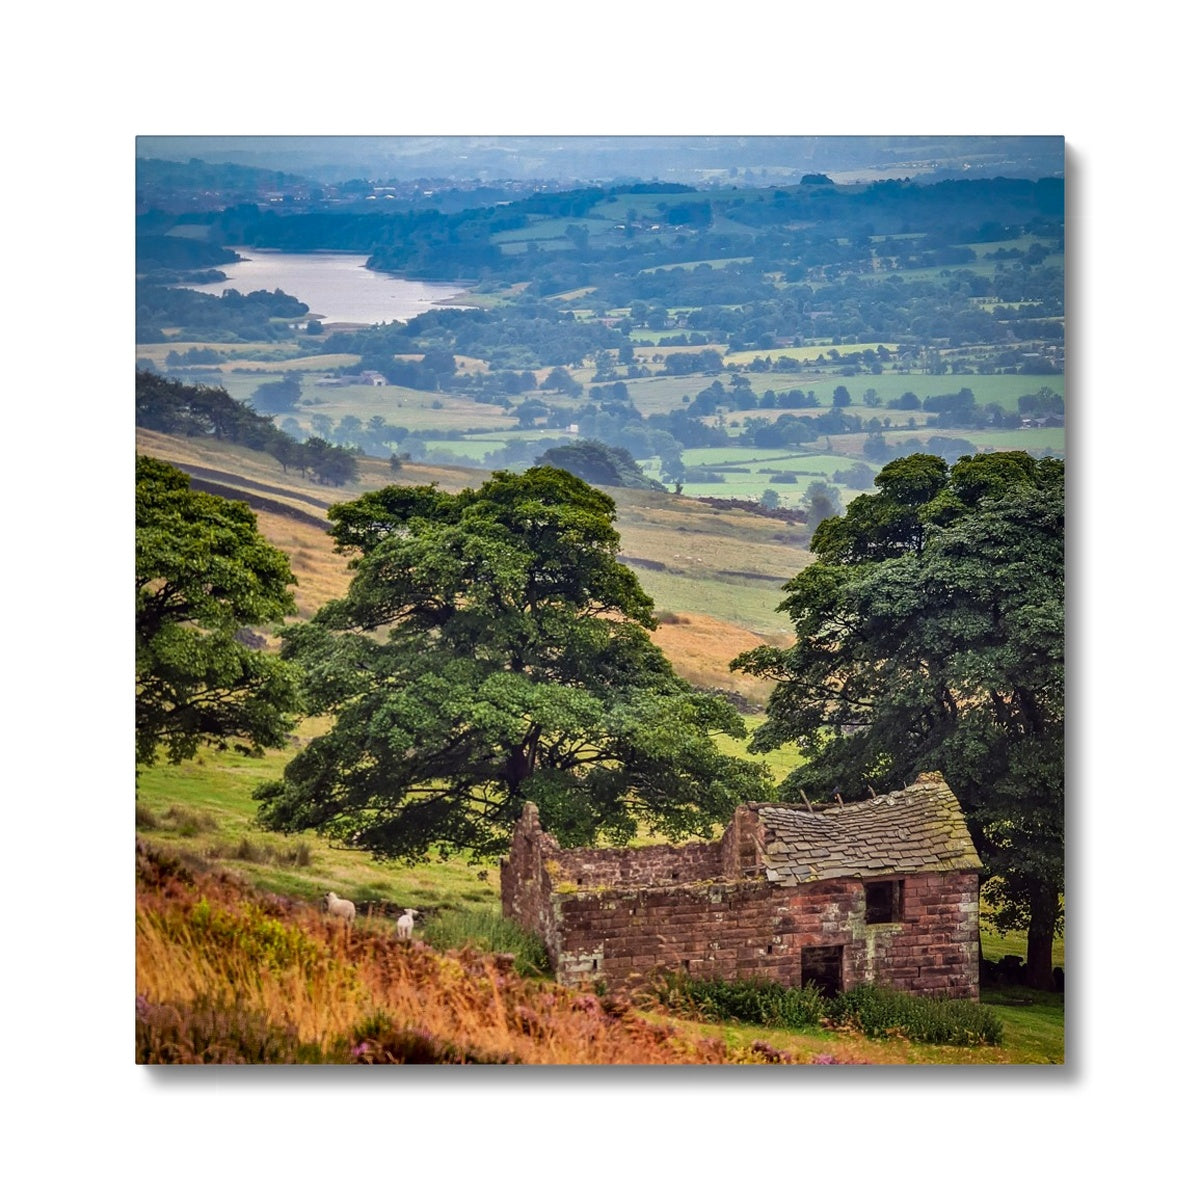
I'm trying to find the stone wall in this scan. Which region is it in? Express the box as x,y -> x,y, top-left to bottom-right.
545,871 -> 979,998
500,804 -> 980,1000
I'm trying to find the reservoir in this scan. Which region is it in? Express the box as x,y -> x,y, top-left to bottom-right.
178,250 -> 467,326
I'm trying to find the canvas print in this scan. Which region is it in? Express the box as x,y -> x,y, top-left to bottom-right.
135,135 -> 1065,1065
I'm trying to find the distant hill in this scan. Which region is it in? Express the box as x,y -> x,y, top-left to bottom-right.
134,135 -> 1064,187
136,156 -> 321,210
134,424 -> 805,698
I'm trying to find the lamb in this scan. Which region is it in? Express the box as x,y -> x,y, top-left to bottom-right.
396,908 -> 419,941
323,891 -> 356,923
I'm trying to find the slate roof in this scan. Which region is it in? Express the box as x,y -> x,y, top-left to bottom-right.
754,772 -> 983,885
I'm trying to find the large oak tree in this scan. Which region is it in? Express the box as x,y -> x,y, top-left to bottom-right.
136,456 -> 301,766
733,452 -> 1064,988
256,467 -> 771,859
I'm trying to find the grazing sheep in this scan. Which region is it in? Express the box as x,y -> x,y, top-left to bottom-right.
323,891 -> 356,923
396,908 -> 418,941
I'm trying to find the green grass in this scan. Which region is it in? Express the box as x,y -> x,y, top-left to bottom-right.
421,906 -> 551,976
420,437 -> 506,462
980,920 -> 1065,969
711,715 -> 806,784
725,343 -> 899,365
634,571 -> 794,635
611,365 -> 1063,421
675,478 -> 806,506
980,986 -> 1065,1063
964,427 -> 1066,454
136,741 -> 501,919
491,217 -> 614,245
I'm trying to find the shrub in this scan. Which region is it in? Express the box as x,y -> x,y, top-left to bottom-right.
420,907 -> 551,977
828,984 -> 1003,1046
647,973 -> 828,1030
647,975 -> 1002,1046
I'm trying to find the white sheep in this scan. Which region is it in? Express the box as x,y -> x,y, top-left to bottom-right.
323,891 -> 356,923
396,908 -> 418,941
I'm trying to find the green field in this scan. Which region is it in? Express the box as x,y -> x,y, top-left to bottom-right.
724,343 -> 901,365
961,427 -> 1066,454
634,570 -> 794,635
492,217 -> 614,245
136,740 -> 502,918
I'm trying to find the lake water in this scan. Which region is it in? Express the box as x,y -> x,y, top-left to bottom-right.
179,250 -> 467,325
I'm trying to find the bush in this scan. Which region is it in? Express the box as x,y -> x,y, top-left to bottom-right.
647,973 -> 828,1030
828,984 -> 1003,1046
421,907 -> 550,977
276,841 -> 313,868
647,975 -> 1003,1045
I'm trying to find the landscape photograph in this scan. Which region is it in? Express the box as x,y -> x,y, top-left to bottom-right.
16,0 -> 1199,1188
134,133 -> 1066,1068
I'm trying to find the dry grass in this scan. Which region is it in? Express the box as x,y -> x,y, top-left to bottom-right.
650,612 -> 785,708
133,429 -> 808,642
135,847 -> 1059,1065
135,850 -> 790,1065
251,513 -> 352,621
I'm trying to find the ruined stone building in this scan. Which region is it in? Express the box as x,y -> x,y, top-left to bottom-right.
501,772 -> 983,999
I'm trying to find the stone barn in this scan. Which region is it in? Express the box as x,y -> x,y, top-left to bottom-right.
501,772 -> 983,1000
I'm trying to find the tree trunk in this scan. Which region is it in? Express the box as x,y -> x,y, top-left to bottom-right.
1025,891 -> 1059,990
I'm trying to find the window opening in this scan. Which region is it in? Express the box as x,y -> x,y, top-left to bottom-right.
865,880 -> 904,924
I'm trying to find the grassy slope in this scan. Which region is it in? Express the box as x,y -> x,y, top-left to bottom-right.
134,424 -> 806,895
134,427 -> 1063,1063
135,426 -> 809,643
136,848 -> 1062,1064
134,828 -> 1064,1064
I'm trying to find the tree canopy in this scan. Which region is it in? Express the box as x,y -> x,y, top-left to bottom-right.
534,439 -> 666,491
136,456 -> 302,765
255,467 -> 772,860
136,371 -> 359,488
732,451 -> 1064,986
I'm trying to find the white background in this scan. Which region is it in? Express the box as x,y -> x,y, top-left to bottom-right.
4,3 -> 1190,1193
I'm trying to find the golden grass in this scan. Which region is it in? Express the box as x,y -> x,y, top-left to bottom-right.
135,856 -> 776,1064
136,849 -> 1059,1065
134,429 -> 808,645
251,512 -> 352,621
650,613 -> 784,709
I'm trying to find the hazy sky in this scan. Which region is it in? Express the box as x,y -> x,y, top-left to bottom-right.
134,134 -> 1065,186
